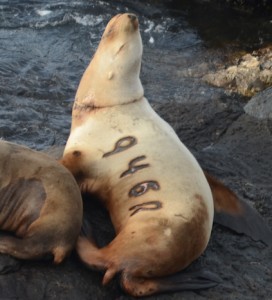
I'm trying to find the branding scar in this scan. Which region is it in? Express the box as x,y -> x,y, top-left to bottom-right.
129,180 -> 160,197
129,201 -> 162,216
103,136 -> 137,158
102,137 -> 162,216
120,156 -> 150,178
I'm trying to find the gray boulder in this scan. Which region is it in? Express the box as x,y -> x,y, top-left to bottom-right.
244,87 -> 272,119
203,48 -> 272,97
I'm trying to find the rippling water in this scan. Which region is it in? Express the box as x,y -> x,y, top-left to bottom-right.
0,0 -> 271,149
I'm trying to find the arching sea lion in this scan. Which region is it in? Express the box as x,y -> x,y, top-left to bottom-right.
61,13 -> 272,297
0,140 -> 82,264
62,13 -> 215,296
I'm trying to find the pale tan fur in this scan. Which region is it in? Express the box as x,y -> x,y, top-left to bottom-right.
62,13 -> 214,297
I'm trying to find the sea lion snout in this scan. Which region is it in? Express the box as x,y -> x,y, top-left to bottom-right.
103,13 -> 139,38
127,14 -> 138,29
127,14 -> 136,21
112,13 -> 139,33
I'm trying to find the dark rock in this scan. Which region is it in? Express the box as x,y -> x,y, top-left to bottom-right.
1,96 -> 272,300
193,0 -> 272,13
0,254 -> 21,274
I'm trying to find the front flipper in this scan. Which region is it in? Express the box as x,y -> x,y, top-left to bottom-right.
76,235 -> 108,272
205,172 -> 272,246
121,268 -> 221,297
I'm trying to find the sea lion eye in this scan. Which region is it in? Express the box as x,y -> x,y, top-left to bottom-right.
114,44 -> 125,57
103,28 -> 114,39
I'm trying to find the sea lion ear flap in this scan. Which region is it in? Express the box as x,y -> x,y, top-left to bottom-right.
205,172 -> 272,247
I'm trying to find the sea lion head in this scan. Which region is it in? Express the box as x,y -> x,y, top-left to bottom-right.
75,13 -> 144,108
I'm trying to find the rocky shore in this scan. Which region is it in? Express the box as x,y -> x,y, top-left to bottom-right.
203,47 -> 272,97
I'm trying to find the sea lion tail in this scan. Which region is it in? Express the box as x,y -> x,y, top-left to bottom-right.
205,172 -> 272,246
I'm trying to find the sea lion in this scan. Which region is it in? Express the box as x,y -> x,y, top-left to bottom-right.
0,140 -> 83,264
61,13 -> 218,297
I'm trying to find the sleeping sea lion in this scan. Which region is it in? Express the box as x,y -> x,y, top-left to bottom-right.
0,140 -> 82,264
61,13 -> 218,297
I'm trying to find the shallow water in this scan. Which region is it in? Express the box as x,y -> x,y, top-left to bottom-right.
1,0 -> 271,149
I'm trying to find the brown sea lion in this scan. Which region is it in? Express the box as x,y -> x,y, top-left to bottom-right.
61,13 -> 217,297
0,140 -> 82,264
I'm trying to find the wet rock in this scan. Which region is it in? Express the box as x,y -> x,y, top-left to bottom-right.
203,47 -> 272,97
1,96 -> 272,300
177,62 -> 210,78
244,87 -> 272,119
0,254 -> 21,274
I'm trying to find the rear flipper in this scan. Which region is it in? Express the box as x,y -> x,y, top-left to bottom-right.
121,268 -> 221,297
205,172 -> 272,246
79,214 -> 221,296
0,234 -> 67,264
